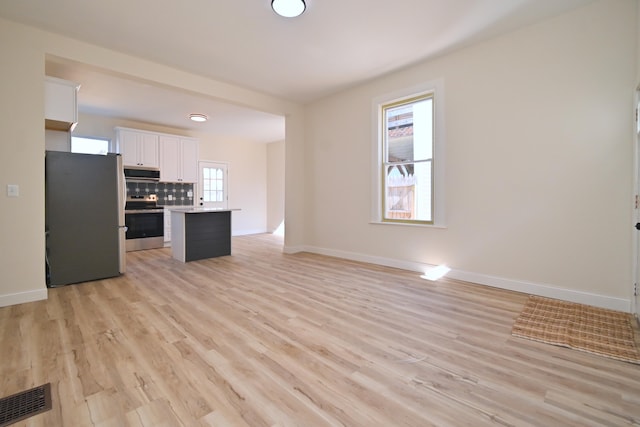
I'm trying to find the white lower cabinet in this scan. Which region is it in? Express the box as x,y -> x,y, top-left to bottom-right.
164,208 -> 172,243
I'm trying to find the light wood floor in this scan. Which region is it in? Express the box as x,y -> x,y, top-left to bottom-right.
1,234 -> 639,426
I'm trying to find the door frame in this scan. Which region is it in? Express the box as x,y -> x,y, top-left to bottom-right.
632,88 -> 640,320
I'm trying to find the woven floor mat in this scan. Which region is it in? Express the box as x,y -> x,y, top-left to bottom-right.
512,295 -> 640,365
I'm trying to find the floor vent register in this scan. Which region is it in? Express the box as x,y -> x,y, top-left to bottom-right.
0,383 -> 52,426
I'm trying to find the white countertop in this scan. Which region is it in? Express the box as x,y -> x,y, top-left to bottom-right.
169,207 -> 240,213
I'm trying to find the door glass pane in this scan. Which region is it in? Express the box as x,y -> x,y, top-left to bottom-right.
202,167 -> 224,203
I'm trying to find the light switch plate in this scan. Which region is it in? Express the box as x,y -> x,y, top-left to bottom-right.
7,184 -> 19,197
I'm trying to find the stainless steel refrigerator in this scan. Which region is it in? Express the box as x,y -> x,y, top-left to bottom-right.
45,151 -> 126,287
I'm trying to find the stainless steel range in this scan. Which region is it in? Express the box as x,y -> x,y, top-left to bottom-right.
124,194 -> 164,251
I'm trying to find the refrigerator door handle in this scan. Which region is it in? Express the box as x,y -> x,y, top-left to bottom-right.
117,154 -> 127,275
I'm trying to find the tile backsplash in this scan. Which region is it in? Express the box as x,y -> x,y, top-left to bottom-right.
126,181 -> 195,207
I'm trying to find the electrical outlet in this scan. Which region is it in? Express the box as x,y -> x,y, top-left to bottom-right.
635,283 -> 638,297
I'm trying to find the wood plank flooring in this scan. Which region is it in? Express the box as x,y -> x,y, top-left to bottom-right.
1,233 -> 639,426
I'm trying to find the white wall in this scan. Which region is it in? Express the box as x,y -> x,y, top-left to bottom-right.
0,20 -> 48,306
267,141 -> 285,233
301,0 -> 637,311
45,129 -> 70,151
197,135 -> 268,235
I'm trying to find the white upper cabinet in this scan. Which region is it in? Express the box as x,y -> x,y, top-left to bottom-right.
180,138 -> 199,183
139,134 -> 160,167
159,135 -> 199,183
159,135 -> 180,180
116,128 -> 159,168
45,77 -> 79,131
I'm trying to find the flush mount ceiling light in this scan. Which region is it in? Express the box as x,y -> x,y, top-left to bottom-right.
189,113 -> 208,122
271,0 -> 306,18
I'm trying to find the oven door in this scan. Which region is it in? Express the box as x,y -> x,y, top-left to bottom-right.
124,210 -> 164,251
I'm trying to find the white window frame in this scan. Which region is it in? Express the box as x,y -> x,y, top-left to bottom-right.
371,79 -> 446,227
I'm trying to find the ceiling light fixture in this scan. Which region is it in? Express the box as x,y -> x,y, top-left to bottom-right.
189,113 -> 208,122
271,0 -> 306,18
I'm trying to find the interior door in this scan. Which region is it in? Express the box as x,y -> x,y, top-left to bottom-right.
198,161 -> 228,209
635,91 -> 640,320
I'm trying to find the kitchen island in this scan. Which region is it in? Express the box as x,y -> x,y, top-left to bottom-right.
170,208 -> 239,262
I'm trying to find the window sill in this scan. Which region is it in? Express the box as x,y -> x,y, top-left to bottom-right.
369,221 -> 447,229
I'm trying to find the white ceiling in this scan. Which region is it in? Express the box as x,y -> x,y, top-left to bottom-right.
45,58 -> 287,144
0,0 -> 594,142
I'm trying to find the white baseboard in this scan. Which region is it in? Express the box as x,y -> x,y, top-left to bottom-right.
289,245 -> 631,313
232,228 -> 268,237
0,287 -> 48,308
447,270 -> 629,312
283,245 -> 307,254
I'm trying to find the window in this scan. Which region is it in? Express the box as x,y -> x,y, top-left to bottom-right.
71,136 -> 109,155
382,94 -> 433,223
373,80 -> 445,226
